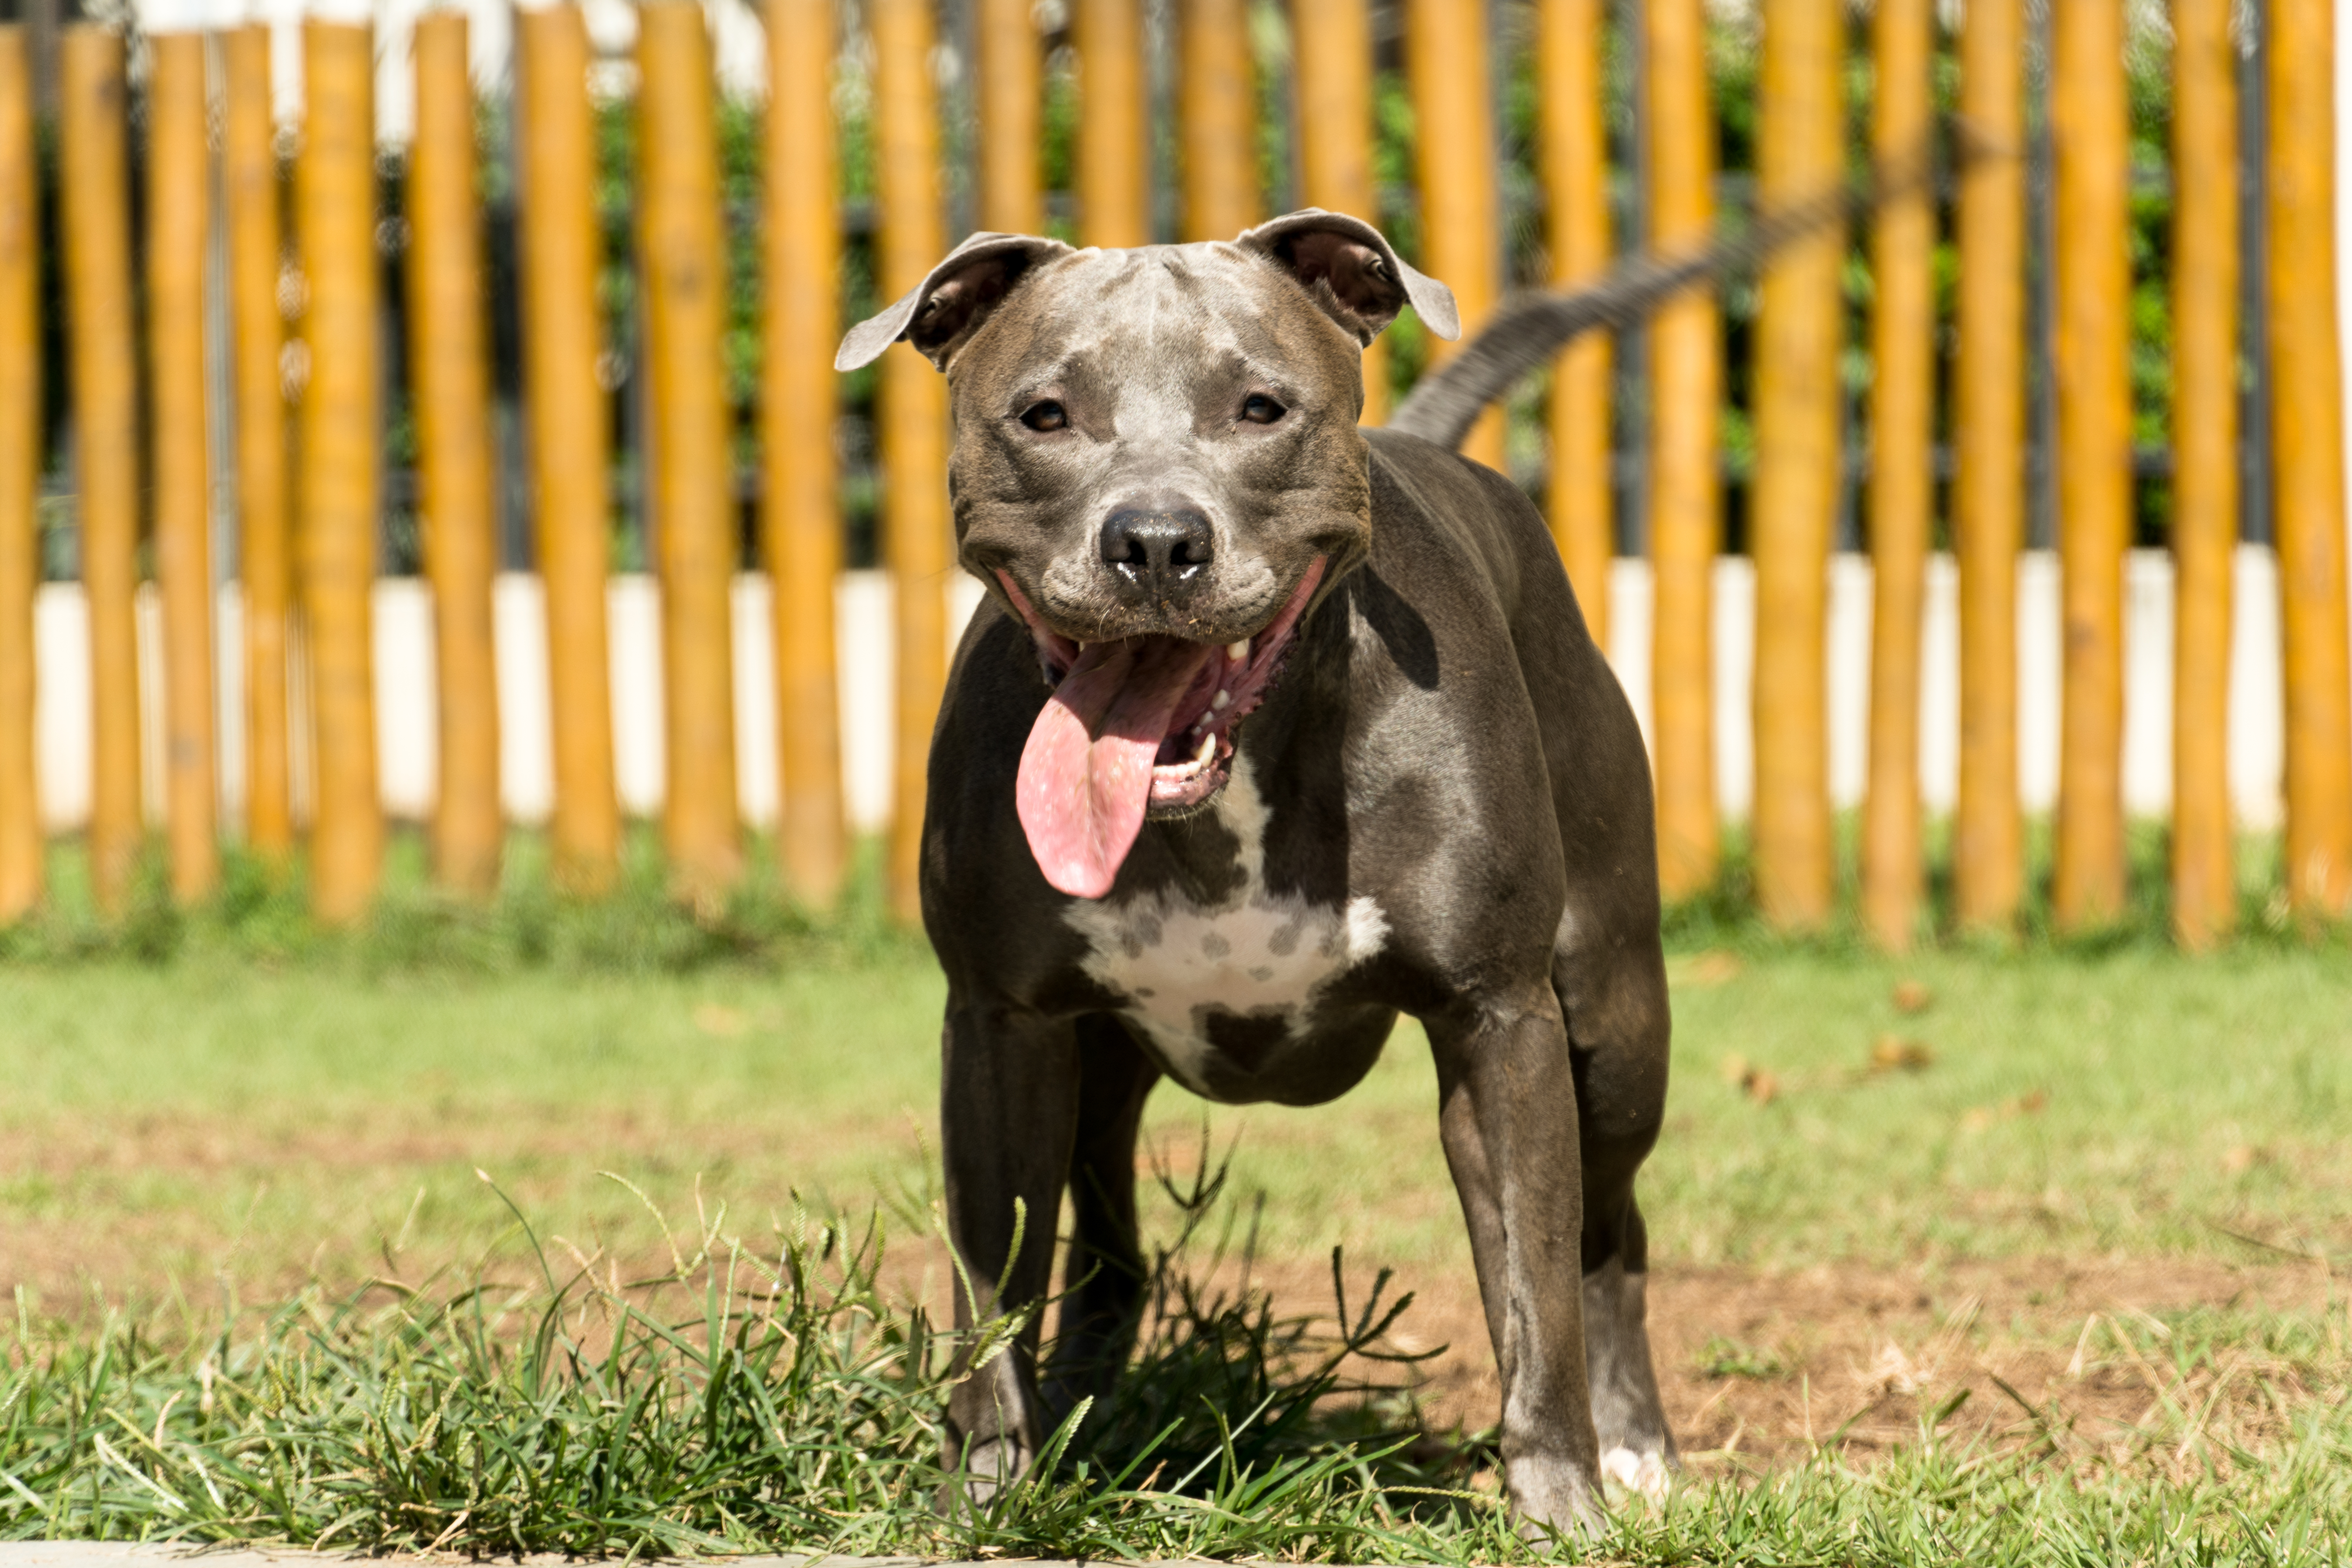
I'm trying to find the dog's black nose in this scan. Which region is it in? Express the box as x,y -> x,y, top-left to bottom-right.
1100,507 -> 1214,596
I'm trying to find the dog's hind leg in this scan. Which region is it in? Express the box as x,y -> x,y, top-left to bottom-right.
1560,955 -> 1677,1495
1044,1014 -> 1161,1421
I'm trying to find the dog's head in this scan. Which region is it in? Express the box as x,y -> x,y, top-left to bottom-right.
837,212 -> 1455,898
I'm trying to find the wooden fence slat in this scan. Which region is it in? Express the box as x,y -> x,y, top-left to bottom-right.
875,0 -> 952,923
2051,0 -> 2132,931
225,25 -> 293,865
1749,0 -> 1843,931
149,32 -> 218,907
1406,0 -> 1503,471
1862,0 -> 1933,951
297,21 -> 383,923
978,0 -> 1044,234
1290,0 -> 1385,422
639,0 -> 742,906
518,5 -> 619,894
764,0 -> 847,906
1537,0 -> 1611,648
1181,0 -> 1258,241
1953,0 -> 2024,930
0,26 -> 36,921
409,12 -> 503,897
150,31 -> 218,906
1078,0 -> 1150,247
2169,0 -> 2238,947
1645,0 -> 1719,902
2269,0 -> 2352,919
59,25 -> 140,915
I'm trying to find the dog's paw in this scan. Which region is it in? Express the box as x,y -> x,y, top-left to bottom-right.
933,1436 -> 1034,1515
1504,1452 -> 1606,1542
1599,1445 -> 1672,1504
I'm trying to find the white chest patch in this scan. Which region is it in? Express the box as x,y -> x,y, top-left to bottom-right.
1062,758 -> 1390,1094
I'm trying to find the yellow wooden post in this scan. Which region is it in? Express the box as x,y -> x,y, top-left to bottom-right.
2168,0 -> 2238,947
1407,0 -> 1503,471
149,31 -> 218,905
1078,0 -> 1150,247
1537,0 -> 1611,644
298,21 -> 383,923
764,0 -> 847,905
1952,0 -> 2023,930
1645,0 -> 1719,900
2269,0 -> 2352,919
639,0 -> 742,905
518,5 -> 619,893
225,24 -> 293,864
1861,0 -> 1932,950
1749,0 -> 1842,931
1291,0 -> 1386,421
59,26 -> 140,914
1182,0 -> 1258,241
978,0 -> 1044,233
0,26 -> 37,921
2051,0 -> 2131,931
409,12 -> 503,897
874,0 -> 951,923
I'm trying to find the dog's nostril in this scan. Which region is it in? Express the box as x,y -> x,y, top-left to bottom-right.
1100,508 -> 1215,580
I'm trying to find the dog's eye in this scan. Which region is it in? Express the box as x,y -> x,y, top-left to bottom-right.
1019,400 -> 1068,432
1241,394 -> 1287,425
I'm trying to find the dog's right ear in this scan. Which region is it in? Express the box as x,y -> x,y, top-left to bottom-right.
835,232 -> 1076,372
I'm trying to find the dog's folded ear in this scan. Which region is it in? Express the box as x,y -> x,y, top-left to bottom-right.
835,232 -> 1076,372
1238,210 -> 1460,347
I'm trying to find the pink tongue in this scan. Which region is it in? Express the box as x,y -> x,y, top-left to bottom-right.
1018,638 -> 1219,898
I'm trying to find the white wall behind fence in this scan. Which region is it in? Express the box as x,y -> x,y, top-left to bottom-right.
26,552 -> 2303,840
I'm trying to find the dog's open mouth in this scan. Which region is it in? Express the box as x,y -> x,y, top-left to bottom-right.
996,557 -> 1327,899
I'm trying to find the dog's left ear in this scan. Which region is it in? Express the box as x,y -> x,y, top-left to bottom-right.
836,231 -> 1077,372
1238,209 -> 1460,347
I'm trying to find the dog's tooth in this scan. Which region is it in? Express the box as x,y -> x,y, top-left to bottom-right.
1194,731 -> 1215,767
1226,639 -> 1250,664
1211,689 -> 1230,711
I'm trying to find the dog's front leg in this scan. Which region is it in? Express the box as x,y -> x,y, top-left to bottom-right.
1427,986 -> 1605,1538
938,998 -> 1081,1508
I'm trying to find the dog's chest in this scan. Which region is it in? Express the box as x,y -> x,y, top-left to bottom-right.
1061,762 -> 1388,1096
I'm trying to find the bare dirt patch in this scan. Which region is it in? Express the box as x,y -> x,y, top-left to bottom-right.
1239,1252 -> 2345,1466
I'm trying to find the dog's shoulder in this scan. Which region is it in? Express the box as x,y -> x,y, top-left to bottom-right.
1358,426 -> 1588,645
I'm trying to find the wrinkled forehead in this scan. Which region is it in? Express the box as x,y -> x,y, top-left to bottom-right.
958,241 -> 1351,399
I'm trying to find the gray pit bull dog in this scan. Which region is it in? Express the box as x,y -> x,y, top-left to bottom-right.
836,210 -> 1693,1534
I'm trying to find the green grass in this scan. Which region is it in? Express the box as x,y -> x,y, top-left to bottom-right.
3,829 -> 2350,1560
